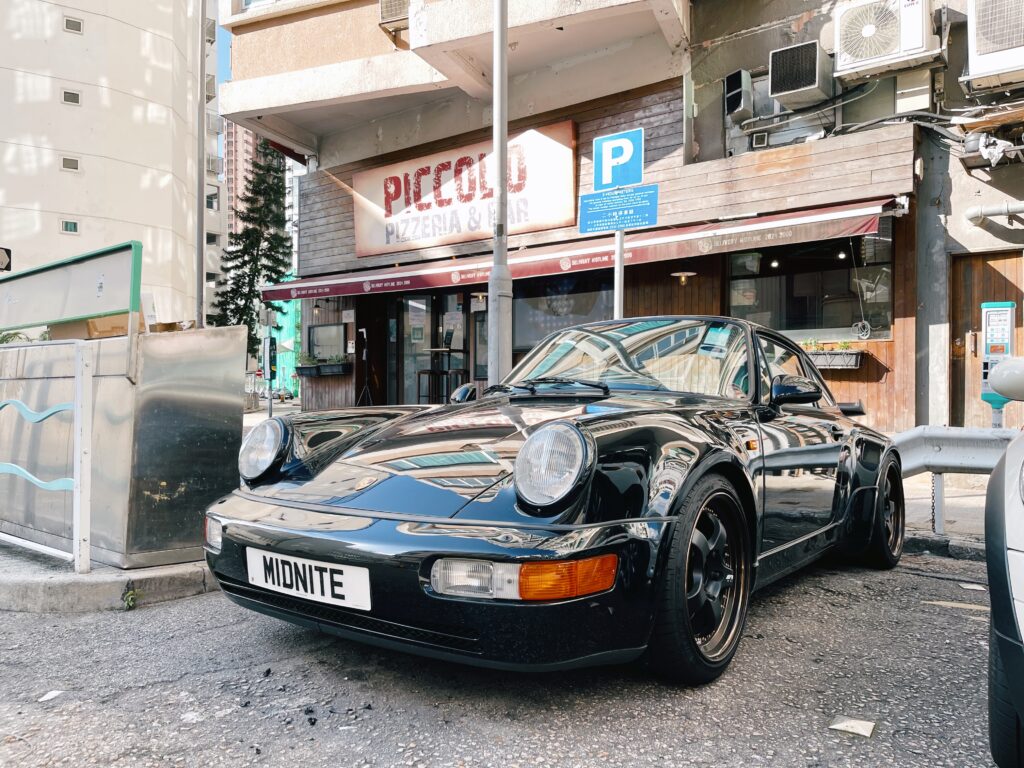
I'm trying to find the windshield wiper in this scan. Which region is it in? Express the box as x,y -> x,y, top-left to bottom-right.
484,382 -> 536,395
517,377 -> 610,395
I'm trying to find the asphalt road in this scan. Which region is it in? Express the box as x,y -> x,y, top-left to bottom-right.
0,554 -> 994,767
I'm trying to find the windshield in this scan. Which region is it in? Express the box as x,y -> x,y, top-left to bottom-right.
506,318 -> 752,399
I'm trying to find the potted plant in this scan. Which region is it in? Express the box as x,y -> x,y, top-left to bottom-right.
319,354 -> 353,376
805,340 -> 863,370
296,353 -> 320,377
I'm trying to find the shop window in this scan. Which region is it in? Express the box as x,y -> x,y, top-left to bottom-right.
309,324 -> 346,360
728,219 -> 893,342
512,273 -> 613,352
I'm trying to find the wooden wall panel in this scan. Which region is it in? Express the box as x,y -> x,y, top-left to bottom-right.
297,80 -> 915,278
298,296 -> 358,412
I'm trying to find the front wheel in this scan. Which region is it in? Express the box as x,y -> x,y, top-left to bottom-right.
648,474 -> 752,685
864,455 -> 905,569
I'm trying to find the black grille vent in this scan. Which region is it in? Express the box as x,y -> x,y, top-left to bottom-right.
770,42 -> 820,95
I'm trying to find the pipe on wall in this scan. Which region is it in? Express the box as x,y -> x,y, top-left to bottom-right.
965,201 -> 1024,225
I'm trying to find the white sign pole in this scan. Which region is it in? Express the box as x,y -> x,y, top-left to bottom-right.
487,0 -> 512,386
613,230 -> 624,319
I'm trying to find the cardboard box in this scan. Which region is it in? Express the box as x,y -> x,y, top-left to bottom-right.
49,313 -> 144,340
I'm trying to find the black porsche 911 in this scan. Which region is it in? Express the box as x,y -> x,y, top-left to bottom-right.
205,316 -> 905,683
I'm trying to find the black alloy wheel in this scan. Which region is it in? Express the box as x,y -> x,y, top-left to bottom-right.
989,624 -> 1024,768
865,456 -> 905,569
648,474 -> 752,684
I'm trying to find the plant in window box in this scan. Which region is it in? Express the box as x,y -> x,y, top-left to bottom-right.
318,354 -> 353,376
296,353 -> 320,377
807,340 -> 863,370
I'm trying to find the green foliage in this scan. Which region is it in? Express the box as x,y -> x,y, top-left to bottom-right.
835,341 -> 853,351
0,330 -> 28,345
210,140 -> 292,355
298,353 -> 318,366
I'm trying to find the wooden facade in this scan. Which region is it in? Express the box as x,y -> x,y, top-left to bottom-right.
295,80 -> 919,433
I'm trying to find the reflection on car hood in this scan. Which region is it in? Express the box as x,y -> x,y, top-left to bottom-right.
255,392 -> 721,518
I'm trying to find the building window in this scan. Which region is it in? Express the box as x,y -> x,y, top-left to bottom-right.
728,218 -> 893,342
205,192 -> 219,211
61,89 -> 81,106
63,16 -> 84,33
60,156 -> 80,172
309,324 -> 346,360
60,219 -> 80,234
206,232 -> 218,245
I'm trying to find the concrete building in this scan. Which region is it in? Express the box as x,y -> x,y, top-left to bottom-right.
219,0 -> 1024,431
224,120 -> 258,235
0,0 -> 225,325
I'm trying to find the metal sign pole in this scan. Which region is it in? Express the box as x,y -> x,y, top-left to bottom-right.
613,230 -> 624,319
486,0 -> 512,387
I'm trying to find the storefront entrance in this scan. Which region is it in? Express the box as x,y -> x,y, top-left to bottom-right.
950,250 -> 1024,428
387,292 -> 471,405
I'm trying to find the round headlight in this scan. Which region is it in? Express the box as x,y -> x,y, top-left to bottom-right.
239,418 -> 285,480
514,422 -> 588,507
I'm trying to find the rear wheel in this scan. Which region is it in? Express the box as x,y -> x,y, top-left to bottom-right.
990,624 -> 1024,768
865,456 -> 904,569
648,474 -> 752,685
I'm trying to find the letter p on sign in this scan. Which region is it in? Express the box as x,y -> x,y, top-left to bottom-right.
593,128 -> 644,191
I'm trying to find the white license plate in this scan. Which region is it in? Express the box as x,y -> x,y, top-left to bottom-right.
245,548 -> 372,611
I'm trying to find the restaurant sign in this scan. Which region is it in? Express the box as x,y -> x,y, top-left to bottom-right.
352,121 -> 576,258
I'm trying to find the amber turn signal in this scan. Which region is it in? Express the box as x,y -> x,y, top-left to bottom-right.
518,553 -> 618,601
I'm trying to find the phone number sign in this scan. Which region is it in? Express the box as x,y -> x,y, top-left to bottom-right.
578,184 -> 659,234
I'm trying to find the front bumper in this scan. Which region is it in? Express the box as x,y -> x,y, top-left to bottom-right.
986,456 -> 1024,717
205,492 -> 666,671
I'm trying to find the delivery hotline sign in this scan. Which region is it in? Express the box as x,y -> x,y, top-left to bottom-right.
352,121 -> 576,257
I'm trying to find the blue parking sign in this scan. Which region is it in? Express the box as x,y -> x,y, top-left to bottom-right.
593,128 -> 644,191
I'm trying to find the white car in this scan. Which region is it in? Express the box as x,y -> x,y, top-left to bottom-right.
985,361 -> 1024,768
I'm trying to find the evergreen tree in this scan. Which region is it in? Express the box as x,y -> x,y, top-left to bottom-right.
211,139 -> 291,355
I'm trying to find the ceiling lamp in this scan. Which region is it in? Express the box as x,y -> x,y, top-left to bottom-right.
670,271 -> 698,286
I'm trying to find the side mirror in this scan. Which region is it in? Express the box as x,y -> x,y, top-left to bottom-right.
838,400 -> 865,417
449,383 -> 478,404
989,357 -> 1024,401
770,374 -> 822,407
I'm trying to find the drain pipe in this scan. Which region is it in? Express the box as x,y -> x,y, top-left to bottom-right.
965,201 -> 1024,225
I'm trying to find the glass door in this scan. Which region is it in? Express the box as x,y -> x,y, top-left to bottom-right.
400,294 -> 432,404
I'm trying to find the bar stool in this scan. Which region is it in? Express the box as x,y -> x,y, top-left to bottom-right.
417,369 -> 439,403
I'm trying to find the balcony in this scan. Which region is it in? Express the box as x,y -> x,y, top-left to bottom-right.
204,17 -> 217,44
206,155 -> 225,175
205,73 -> 216,103
218,0 -> 689,163
206,111 -> 224,134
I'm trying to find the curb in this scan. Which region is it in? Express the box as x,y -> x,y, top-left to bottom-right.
0,559 -> 220,614
905,531 -> 986,562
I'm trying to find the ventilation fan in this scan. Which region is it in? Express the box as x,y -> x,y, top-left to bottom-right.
833,0 -> 940,80
838,0 -> 901,65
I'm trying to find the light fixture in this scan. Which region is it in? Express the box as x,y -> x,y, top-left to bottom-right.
313,299 -> 322,315
670,271 -> 698,286
770,259 -> 780,268
837,250 -> 847,260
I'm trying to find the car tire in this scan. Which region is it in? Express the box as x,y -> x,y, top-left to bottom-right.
990,624 -> 1024,768
648,473 -> 752,685
864,455 -> 905,570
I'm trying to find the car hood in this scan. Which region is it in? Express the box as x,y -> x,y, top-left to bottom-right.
251,392 -> 700,518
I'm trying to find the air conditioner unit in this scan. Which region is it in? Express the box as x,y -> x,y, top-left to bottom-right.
769,42 -> 833,109
724,69 -> 754,122
834,0 -> 941,80
379,0 -> 410,32
964,0 -> 1024,90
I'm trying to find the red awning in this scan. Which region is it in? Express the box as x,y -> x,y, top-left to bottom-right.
262,199 -> 893,301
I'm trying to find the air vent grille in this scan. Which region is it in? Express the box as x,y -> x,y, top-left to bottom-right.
770,42 -> 820,95
63,16 -> 83,33
61,156 -> 80,171
975,0 -> 1024,55
380,0 -> 410,25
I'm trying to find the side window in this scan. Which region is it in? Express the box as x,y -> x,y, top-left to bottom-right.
756,335 -> 806,404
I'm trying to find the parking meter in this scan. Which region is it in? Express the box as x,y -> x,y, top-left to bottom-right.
981,301 -> 1016,427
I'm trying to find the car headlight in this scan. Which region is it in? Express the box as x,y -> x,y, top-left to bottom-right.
514,422 -> 588,507
239,418 -> 285,480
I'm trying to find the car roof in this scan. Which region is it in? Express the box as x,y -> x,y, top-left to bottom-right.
565,315 -> 773,335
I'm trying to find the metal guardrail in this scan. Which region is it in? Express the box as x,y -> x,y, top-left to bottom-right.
894,425 -> 1017,536
0,340 -> 93,572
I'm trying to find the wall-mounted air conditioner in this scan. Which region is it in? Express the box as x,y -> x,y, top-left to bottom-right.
834,0 -> 941,80
724,69 -> 754,122
769,41 -> 833,109
379,0 -> 410,33
964,0 -> 1024,90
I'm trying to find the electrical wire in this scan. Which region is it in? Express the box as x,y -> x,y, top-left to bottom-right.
738,81 -> 880,134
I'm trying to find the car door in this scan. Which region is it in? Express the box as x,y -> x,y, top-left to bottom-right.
754,333 -> 846,552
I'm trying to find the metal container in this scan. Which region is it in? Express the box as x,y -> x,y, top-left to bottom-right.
0,326 -> 246,568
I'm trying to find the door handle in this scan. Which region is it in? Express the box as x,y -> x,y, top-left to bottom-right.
969,330 -> 978,358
